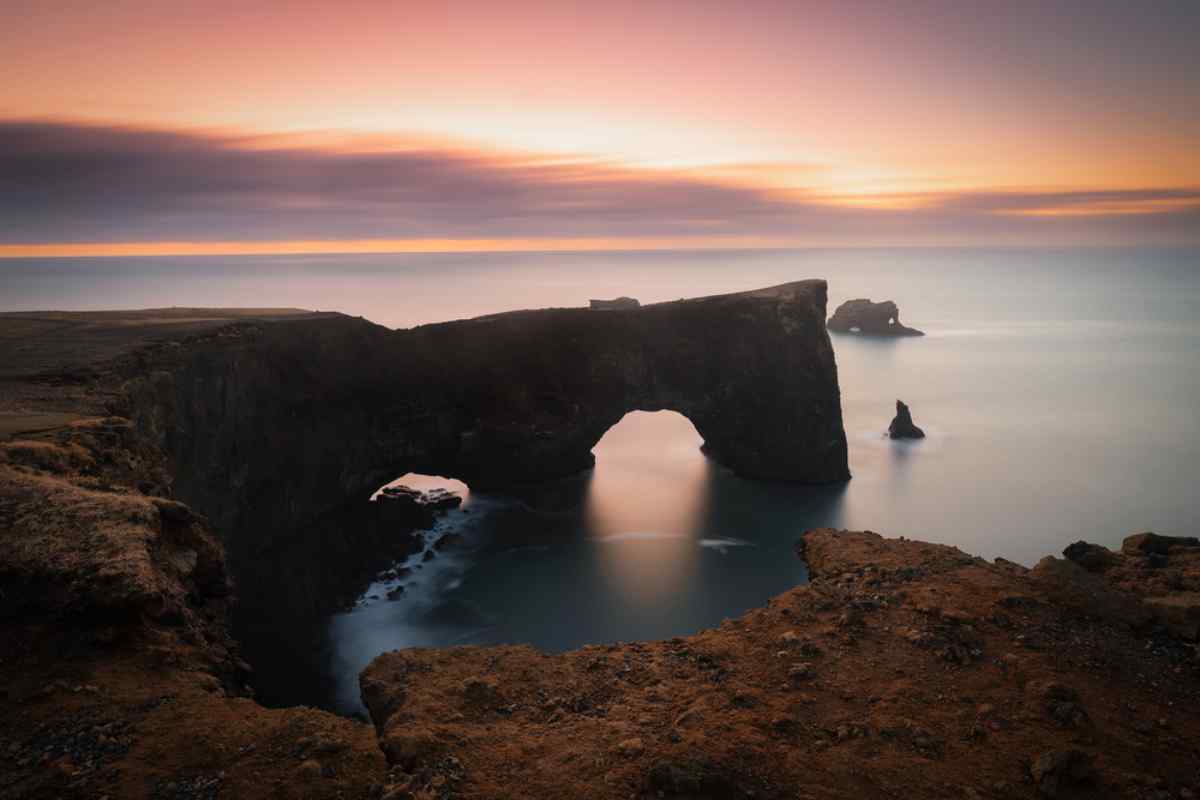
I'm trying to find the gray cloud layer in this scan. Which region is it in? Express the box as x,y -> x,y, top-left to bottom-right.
2,121 -> 1197,246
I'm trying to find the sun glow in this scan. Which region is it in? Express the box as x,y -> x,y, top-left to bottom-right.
1,1 -> 1197,248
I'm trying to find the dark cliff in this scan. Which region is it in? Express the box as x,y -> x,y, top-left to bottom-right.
116,280 -> 848,560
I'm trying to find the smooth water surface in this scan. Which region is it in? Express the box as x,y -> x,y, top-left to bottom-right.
5,246 -> 1198,714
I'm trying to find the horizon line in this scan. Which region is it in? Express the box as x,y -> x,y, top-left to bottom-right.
2,238 -> 1193,260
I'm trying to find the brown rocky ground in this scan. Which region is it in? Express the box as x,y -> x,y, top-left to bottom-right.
360,531 -> 1200,800
1,311 -> 387,799
3,310 -> 1199,799
0,426 -> 387,800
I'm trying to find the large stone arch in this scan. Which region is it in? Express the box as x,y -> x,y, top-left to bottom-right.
122,279 -> 848,558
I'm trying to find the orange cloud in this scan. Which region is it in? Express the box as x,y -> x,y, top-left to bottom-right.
2,120 -> 1197,255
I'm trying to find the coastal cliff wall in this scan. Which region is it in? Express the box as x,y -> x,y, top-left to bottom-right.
116,280 -> 848,560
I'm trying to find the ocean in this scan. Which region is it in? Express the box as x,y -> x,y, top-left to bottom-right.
4,245 -> 1198,714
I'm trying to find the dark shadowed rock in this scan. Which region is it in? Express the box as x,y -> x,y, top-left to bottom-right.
433,532 -> 465,550
888,400 -> 925,439
118,280 -> 849,563
645,760 -> 764,799
589,296 -> 640,310
375,485 -> 460,528
1029,749 -> 1095,797
1142,593 -> 1200,640
1062,541 -> 1117,572
827,298 -> 923,336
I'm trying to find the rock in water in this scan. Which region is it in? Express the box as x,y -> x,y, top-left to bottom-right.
888,400 -> 925,439
376,485 -> 462,528
827,298 -> 923,336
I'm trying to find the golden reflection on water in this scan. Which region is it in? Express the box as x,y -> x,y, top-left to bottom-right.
584,410 -> 712,606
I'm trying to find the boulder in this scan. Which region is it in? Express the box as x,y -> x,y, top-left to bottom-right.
827,298 -> 923,336
888,400 -> 925,439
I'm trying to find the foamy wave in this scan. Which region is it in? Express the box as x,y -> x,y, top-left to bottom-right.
592,531 -> 685,542
698,537 -> 754,553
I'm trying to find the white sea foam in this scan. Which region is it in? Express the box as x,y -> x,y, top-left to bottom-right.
698,537 -> 754,553
592,531 -> 685,542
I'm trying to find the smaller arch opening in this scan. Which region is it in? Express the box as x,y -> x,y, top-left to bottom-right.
372,472 -> 470,504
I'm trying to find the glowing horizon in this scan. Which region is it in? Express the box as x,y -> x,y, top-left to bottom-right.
2,1 -> 1198,250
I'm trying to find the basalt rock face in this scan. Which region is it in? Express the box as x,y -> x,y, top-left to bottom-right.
827,298 -> 923,336
118,280 -> 848,558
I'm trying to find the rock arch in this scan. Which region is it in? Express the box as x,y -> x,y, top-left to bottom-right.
122,280 -> 849,553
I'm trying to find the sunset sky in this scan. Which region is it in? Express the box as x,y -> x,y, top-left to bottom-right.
2,0 -> 1198,255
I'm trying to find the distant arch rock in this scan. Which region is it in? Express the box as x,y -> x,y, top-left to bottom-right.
827,298 -> 923,336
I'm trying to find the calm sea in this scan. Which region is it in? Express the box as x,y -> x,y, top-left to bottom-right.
4,246 -> 1198,714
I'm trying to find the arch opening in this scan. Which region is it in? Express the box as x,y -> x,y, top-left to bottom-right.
372,472 -> 471,504
584,410 -> 714,603
585,409 -> 710,537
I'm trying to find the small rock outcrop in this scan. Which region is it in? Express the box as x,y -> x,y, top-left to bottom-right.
1121,531 -> 1200,556
589,296 -> 640,310
1062,540 -> 1117,572
827,298 -> 923,336
888,399 -> 925,439
375,485 -> 462,527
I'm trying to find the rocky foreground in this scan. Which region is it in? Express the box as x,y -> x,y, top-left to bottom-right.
1,307 -> 1199,799
359,529 -> 1200,800
3,422 -> 1199,799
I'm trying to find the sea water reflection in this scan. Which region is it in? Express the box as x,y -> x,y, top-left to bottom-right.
312,410 -> 840,715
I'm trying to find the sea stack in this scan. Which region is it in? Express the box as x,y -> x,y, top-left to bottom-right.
888,399 -> 925,439
827,298 -> 923,336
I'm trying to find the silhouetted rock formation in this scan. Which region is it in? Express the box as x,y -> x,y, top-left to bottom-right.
827,298 -> 923,336
888,399 -> 925,439
589,296 -> 640,310
115,280 -> 848,562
